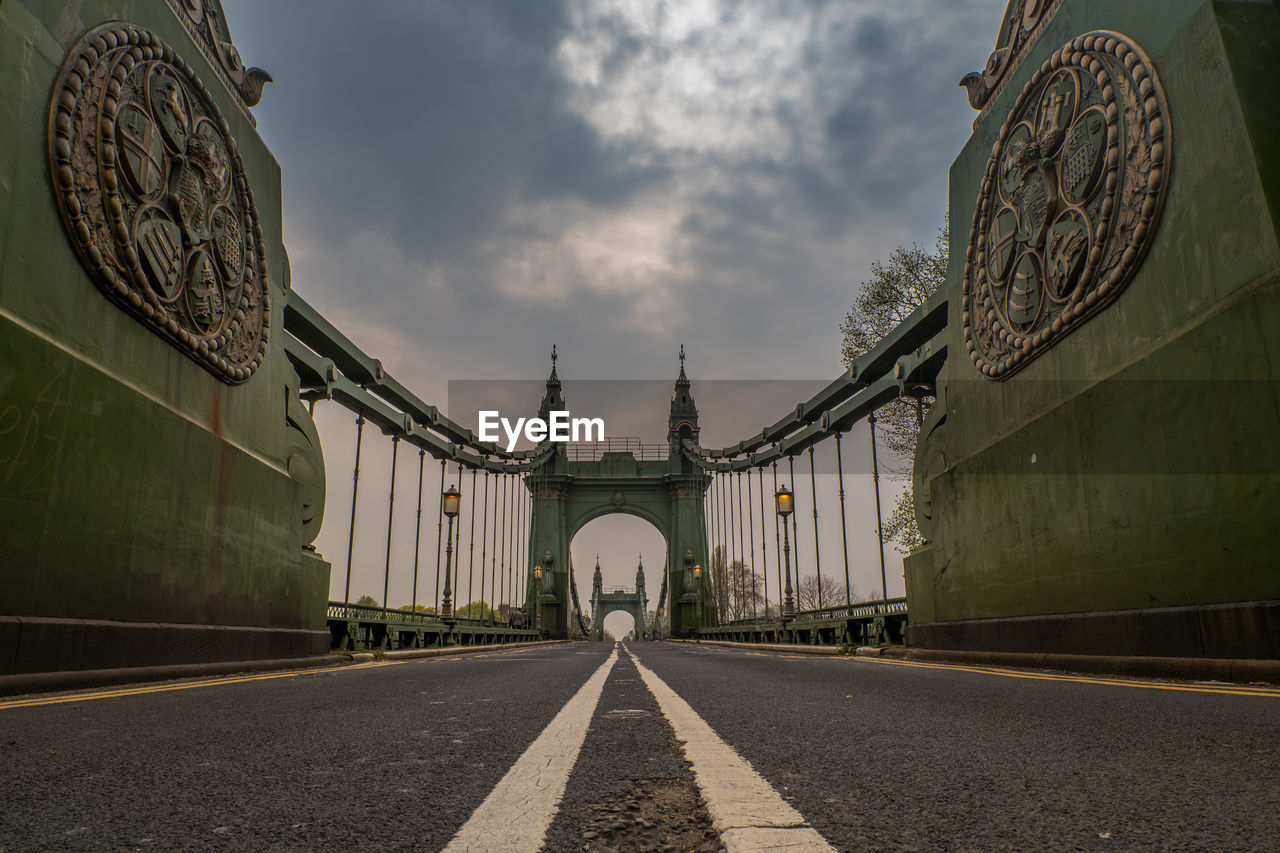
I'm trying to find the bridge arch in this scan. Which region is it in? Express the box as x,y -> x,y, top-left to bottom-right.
570,514 -> 663,640
567,503 -> 669,544
601,611 -> 638,641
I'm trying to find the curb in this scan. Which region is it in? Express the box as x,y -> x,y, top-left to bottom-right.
0,640 -> 567,698
672,639 -> 1280,684
894,648 -> 1280,684
0,654 -> 348,699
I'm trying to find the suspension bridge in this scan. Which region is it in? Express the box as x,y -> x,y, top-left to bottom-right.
2,0 -> 1278,849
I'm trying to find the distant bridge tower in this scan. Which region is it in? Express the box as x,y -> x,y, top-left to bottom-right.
590,556 -> 649,641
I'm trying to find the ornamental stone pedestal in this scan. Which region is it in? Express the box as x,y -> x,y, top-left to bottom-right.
907,0 -> 1280,659
0,2 -> 328,675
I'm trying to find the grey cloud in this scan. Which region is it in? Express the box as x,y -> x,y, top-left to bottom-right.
225,0 -> 1007,390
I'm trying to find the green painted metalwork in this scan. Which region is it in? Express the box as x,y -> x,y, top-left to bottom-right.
8,0 -> 1275,675
523,357 -> 714,638
698,597 -> 908,647
325,601 -> 538,650
0,1 -> 331,673
902,0 -> 1280,658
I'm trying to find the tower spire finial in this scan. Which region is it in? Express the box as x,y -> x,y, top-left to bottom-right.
678,344 -> 687,381
552,344 -> 557,370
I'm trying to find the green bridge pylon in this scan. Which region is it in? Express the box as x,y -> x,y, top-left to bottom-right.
523,349 -> 715,639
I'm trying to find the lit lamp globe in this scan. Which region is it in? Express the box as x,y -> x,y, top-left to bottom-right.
774,485 -> 794,517
443,485 -> 461,518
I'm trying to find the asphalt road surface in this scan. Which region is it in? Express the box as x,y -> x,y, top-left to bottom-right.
1,642 -> 1277,851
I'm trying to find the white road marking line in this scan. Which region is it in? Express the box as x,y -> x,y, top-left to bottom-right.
442,648 -> 619,853
629,648 -> 837,853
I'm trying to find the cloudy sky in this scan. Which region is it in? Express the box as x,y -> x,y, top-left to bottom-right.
221,0 -> 1008,632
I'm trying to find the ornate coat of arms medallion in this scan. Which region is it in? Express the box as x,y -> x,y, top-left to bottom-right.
963,32 -> 1171,379
47,23 -> 268,383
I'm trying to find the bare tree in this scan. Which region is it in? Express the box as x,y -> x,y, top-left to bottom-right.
708,546 -> 766,621
796,575 -> 853,612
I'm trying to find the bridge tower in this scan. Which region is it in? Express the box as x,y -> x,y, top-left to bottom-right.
524,349 -> 714,638
588,556 -> 649,640
664,347 -> 714,634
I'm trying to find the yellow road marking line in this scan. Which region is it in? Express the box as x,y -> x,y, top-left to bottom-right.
0,661 -> 403,711
3,644 -> 554,710
849,656 -> 1280,697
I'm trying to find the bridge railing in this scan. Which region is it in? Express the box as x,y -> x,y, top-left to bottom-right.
327,601 -> 526,628
327,601 -> 443,625
566,437 -> 668,461
795,597 -> 909,621
722,597 -> 907,626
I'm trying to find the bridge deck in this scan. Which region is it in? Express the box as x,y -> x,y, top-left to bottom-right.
3,642 -> 1275,850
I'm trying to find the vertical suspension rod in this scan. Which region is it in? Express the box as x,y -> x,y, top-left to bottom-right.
809,444 -> 823,611
736,470 -> 749,619
515,473 -> 525,609
746,468 -> 757,619
497,473 -> 509,618
835,431 -> 852,610
706,468 -> 716,622
711,466 -> 721,622
771,459 -> 782,618
411,449 -> 425,610
382,435 -> 400,616
467,466 -> 478,616
869,413 -> 889,608
453,462 -> 465,616
478,469 -> 491,624
720,469 -> 732,620
343,415 -> 366,605
788,454 -> 801,608
507,471 -> 517,621
756,464 -> 770,620
433,458 -> 446,610
489,470 -> 502,625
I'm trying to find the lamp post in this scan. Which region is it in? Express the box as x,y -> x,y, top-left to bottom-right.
532,565 -> 542,631
775,484 -> 795,620
440,484 -> 461,619
693,563 -> 703,628
535,550 -> 552,633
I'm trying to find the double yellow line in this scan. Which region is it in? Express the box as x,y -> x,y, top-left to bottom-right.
0,660 -> 399,711
849,656 -> 1280,698
700,644 -> 1280,697
0,644 -> 550,712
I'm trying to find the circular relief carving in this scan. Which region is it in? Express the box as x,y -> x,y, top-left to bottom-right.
963,31 -> 1170,380
610,491 -> 626,508
47,23 -> 269,384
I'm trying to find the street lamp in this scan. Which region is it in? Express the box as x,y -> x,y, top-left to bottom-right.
693,563 -> 703,628
776,484 -> 795,619
536,550 -> 553,633
533,564 -> 543,632
440,484 -> 460,619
